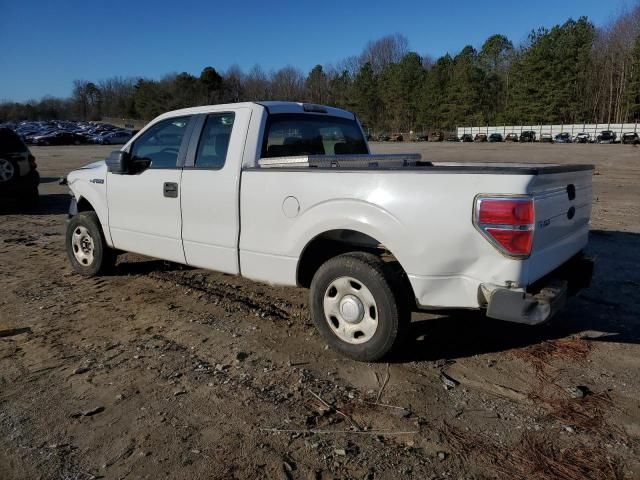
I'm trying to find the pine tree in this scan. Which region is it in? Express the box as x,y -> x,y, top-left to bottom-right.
352,62 -> 379,131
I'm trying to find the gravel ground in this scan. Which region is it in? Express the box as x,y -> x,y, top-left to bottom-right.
0,142 -> 638,480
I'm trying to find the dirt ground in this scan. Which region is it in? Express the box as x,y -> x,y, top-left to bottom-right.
0,142 -> 639,480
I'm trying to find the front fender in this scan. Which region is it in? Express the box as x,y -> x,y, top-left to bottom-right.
68,182 -> 112,247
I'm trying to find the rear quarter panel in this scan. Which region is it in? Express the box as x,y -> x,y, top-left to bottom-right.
240,169 -> 537,308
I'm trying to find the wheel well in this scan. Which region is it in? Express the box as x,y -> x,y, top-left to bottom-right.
76,197 -> 96,213
296,229 -> 416,305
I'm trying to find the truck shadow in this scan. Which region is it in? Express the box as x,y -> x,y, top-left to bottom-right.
112,256 -> 189,276
396,229 -> 640,363
0,192 -> 70,215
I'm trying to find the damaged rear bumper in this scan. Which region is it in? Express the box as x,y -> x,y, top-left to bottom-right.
480,253 -> 594,325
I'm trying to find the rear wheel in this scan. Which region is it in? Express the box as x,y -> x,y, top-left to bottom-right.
66,211 -> 116,276
0,157 -> 17,183
310,252 -> 409,362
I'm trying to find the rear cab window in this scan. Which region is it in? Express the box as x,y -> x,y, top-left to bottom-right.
261,114 -> 368,158
194,113 -> 235,169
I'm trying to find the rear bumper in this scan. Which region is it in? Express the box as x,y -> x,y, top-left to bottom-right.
481,253 -> 594,325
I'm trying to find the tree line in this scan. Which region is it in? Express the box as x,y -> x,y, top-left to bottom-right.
1,6 -> 639,133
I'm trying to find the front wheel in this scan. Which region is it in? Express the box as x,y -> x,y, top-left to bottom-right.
66,211 -> 116,276
310,252 -> 409,362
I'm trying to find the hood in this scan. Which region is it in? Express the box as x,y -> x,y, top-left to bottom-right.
79,160 -> 106,170
67,160 -> 107,189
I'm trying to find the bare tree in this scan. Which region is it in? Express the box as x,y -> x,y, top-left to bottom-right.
588,4 -> 640,123
72,80 -> 101,120
243,64 -> 271,101
270,66 -> 305,100
224,65 -> 244,102
359,33 -> 409,73
98,76 -> 136,118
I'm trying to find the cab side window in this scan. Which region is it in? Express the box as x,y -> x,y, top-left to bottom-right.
194,113 -> 235,169
130,116 -> 190,168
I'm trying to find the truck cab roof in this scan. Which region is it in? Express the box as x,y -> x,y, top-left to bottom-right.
151,102 -> 356,123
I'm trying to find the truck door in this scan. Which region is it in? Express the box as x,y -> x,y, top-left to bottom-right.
179,108 -> 251,274
107,115 -> 193,263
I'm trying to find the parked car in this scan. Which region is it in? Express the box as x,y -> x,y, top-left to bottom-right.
376,133 -> 390,142
428,131 -> 444,142
554,133 -> 572,143
445,134 -> 460,142
505,133 -> 519,142
622,132 -> 640,145
573,133 -> 591,144
597,130 -> 617,144
520,131 -> 536,143
7,120 -> 124,146
92,130 -> 133,145
413,133 -> 428,142
32,131 -> 87,146
25,130 -> 55,144
474,133 -> 488,142
460,134 -> 473,142
0,127 -> 39,205
488,133 -> 503,142
63,101 -> 594,361
389,133 -> 403,142
540,133 -> 553,143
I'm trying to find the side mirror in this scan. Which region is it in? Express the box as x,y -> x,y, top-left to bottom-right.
106,150 -> 131,174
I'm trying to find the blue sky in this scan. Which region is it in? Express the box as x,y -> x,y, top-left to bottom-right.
0,0 -> 633,101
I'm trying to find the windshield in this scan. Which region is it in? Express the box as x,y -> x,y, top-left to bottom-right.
261,114 -> 368,158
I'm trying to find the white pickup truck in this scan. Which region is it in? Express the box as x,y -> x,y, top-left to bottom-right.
65,102 -> 594,361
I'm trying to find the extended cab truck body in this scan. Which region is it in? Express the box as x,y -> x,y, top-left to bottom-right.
65,102 -> 594,361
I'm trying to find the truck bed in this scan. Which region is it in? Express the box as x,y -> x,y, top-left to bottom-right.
256,154 -> 594,175
242,154 -> 593,310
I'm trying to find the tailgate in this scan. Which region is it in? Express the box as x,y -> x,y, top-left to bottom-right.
527,168 -> 593,283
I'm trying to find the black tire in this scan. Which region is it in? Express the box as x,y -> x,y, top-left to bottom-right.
66,211 -> 116,276
0,157 -> 19,184
309,252 -> 409,362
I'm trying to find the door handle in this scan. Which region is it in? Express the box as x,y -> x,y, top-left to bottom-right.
163,182 -> 178,198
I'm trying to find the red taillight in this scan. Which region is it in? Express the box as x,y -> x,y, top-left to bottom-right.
478,199 -> 533,225
485,228 -> 533,255
475,196 -> 534,257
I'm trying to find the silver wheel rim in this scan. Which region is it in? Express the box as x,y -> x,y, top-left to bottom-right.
0,158 -> 15,182
71,226 -> 95,266
323,276 -> 378,344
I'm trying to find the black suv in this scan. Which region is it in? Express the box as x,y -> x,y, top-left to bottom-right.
520,131 -> 536,142
622,132 -> 640,145
597,130 -> 617,144
0,127 -> 40,205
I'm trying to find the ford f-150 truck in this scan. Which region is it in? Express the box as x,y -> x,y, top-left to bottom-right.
65,102 -> 594,361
